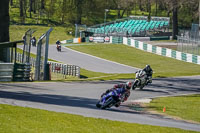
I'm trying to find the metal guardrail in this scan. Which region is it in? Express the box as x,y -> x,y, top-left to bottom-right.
48,61 -> 80,78
16,53 -> 36,67
0,63 -> 14,81
16,53 -> 80,79
13,63 -> 32,81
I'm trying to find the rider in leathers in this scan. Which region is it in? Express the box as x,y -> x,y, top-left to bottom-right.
143,65 -> 153,85
102,81 -> 132,107
56,40 -> 61,51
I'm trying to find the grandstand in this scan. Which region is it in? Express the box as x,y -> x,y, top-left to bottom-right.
86,16 -> 170,37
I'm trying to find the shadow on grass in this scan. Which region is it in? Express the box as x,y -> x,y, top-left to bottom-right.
80,75 -> 88,78
154,76 -> 167,78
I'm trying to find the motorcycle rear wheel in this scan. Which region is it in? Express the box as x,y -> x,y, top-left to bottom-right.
139,85 -> 144,90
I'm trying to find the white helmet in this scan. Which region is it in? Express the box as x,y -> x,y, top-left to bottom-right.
145,65 -> 151,71
125,81 -> 132,90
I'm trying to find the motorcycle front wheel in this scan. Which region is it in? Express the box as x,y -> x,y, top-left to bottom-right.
96,102 -> 101,108
101,96 -> 115,109
132,79 -> 139,90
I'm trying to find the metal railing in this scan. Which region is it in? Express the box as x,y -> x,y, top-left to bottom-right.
0,63 -> 14,81
48,61 -> 80,78
16,53 -> 80,79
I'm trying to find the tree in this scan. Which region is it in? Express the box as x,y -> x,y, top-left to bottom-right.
41,0 -> 45,9
147,0 -> 151,21
45,0 -> 56,21
10,0 -> 13,6
112,0 -> 135,19
20,0 -> 24,17
29,0 -> 33,18
60,0 -> 67,23
163,0 -> 179,39
0,0 -> 10,62
155,0 -> 158,16
75,0 -> 83,24
172,0 -> 178,39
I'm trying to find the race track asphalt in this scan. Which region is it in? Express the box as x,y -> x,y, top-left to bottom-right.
0,76 -> 200,131
18,45 -> 139,73
13,44 -> 200,131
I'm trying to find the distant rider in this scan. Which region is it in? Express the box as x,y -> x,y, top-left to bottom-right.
102,81 -> 132,107
56,40 -> 61,51
31,36 -> 36,47
143,65 -> 153,85
56,40 -> 61,46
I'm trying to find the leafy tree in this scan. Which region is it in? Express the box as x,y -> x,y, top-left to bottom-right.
111,0 -> 135,18
8,0 -> 200,35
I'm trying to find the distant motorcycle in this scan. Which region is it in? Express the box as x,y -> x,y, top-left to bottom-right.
57,44 -> 61,52
132,70 -> 148,90
96,88 -> 128,109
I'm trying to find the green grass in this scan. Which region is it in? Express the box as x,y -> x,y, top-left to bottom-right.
0,104 -> 197,133
80,69 -> 134,80
10,25 -> 73,44
148,94 -> 200,123
67,44 -> 200,78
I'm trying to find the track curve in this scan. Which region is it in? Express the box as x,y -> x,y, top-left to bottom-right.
18,45 -> 139,73
0,76 -> 200,131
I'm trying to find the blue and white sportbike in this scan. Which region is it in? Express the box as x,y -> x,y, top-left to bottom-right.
96,89 -> 125,109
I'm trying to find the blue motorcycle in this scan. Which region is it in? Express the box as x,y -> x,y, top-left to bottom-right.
96,89 -> 124,109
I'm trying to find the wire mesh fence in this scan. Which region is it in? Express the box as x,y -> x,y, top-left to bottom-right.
177,36 -> 200,55
177,24 -> 200,55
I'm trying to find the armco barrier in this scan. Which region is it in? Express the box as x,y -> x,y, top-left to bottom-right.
121,37 -> 200,65
0,63 -> 14,82
16,53 -> 80,78
86,37 -> 89,42
66,39 -> 73,43
48,61 -> 80,78
112,37 -> 123,44
13,63 -> 31,81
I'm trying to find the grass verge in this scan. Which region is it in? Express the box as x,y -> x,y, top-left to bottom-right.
147,94 -> 200,123
0,104 -> 197,133
67,44 -> 200,78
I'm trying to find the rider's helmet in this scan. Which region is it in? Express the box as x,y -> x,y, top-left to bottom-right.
125,81 -> 132,90
56,40 -> 60,44
145,64 -> 151,72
